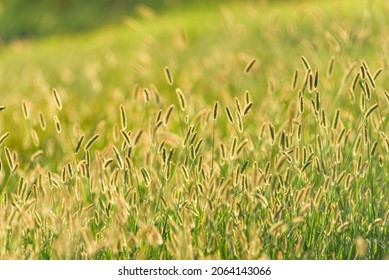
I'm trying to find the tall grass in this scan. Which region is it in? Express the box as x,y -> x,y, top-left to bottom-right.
0,0 -> 388,260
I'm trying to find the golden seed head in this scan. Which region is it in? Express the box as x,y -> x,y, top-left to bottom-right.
53,88 -> 62,110
213,101 -> 219,120
225,106 -> 234,124
54,115 -> 61,133
176,88 -> 186,111
84,134 -> 100,151
164,66 -> 173,85
301,56 -> 311,70
244,58 -> 256,74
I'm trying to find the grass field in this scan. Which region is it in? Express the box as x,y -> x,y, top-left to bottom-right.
0,0 -> 388,259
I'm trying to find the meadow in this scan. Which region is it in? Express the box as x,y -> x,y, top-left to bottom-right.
0,0 -> 388,259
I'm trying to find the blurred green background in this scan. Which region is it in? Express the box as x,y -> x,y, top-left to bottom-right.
0,0 -> 227,41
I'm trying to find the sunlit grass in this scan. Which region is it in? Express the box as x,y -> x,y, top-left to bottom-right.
0,0 -> 388,260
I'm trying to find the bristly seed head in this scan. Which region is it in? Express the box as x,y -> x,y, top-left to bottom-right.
363,122 -> 368,145
120,104 -> 127,129
314,67 -> 319,89
164,66 -> 173,85
244,58 -> 256,74
243,102 -> 253,115
360,65 -> 366,80
308,72 -> 313,92
352,73 -> 360,92
327,56 -> 335,77
38,112 -> 47,131
370,141 -> 378,157
22,100 -> 29,119
54,115 -> 61,133
299,96 -> 304,114
112,145 -> 124,169
84,134 -> 100,151
245,90 -> 251,104
164,105 -> 174,125
235,97 -> 242,115
213,101 -> 219,120
0,132 -> 10,145
291,69 -> 298,90
236,110 -> 244,133
140,167 -> 151,186
4,146 -> 14,171
320,108 -> 327,128
143,88 -> 150,103
301,56 -> 311,70
230,136 -> 238,159
120,130 -> 131,146
268,123 -> 275,145
176,88 -> 186,111
53,88 -> 62,110
297,124 -> 302,142
332,109 -> 340,130
364,103 -> 379,119
225,106 -> 234,124
75,135 -> 85,154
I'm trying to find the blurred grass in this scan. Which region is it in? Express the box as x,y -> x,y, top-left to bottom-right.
0,0 -> 383,116
0,0 -> 388,259
0,0 -> 223,41
1,0 -> 388,178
